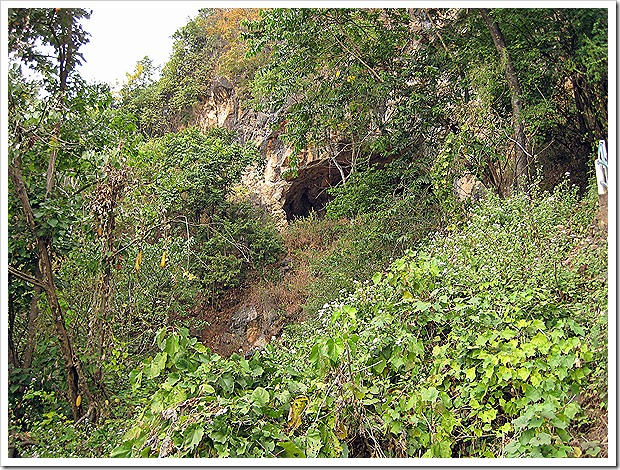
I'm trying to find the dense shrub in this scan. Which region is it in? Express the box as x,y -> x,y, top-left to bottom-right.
325,159 -> 431,220
131,126 -> 258,220
109,180 -> 606,458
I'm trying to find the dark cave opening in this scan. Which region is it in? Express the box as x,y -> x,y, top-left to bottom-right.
282,160 -> 346,221
280,151 -> 398,221
283,186 -> 331,220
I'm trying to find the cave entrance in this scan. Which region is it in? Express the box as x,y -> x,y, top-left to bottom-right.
283,186 -> 330,220
282,160 -> 348,220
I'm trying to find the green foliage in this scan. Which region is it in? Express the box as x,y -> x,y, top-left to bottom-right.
9,6 -> 608,460
301,162 -> 443,315
434,8 -> 608,193
10,119 -> 283,456
119,126 -> 282,307
325,159 -> 430,220
247,7 -> 607,192
132,126 -> 257,219
246,8 -> 438,164
8,8 -> 91,91
139,10 -> 214,136
8,7 -> 145,437
114,178 -> 605,458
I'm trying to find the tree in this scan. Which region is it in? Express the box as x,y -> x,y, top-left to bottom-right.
479,8 -> 528,191
246,8 -> 421,176
117,56 -> 158,134
9,8 -> 91,195
416,8 -> 608,197
246,8 -> 608,199
7,8 -> 141,423
119,9 -> 263,138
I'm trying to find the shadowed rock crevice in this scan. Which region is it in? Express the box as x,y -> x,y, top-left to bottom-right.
282,159 -> 350,220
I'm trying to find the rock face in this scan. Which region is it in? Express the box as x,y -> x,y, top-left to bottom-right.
229,302 -> 283,352
453,173 -> 486,202
193,76 -> 350,226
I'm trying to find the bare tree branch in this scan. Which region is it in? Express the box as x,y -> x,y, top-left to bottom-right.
8,265 -> 48,289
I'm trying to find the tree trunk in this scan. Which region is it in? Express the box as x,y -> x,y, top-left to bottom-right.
22,263 -> 43,370
8,278 -> 18,369
45,11 -> 72,197
479,8 -> 528,192
570,73 -> 606,141
91,202 -> 116,389
8,154 -> 95,422
89,165 -> 128,396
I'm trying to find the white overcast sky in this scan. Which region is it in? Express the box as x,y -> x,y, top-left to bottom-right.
77,3 -> 202,87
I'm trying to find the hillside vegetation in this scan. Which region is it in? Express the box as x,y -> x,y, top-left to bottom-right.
108,182 -> 607,458
7,7 -> 609,460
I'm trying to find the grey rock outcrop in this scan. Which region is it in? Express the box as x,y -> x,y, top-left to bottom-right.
193,76 -> 350,227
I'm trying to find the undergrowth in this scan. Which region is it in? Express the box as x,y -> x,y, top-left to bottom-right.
14,180 -> 606,458
288,189 -> 445,317
88,180 -> 607,459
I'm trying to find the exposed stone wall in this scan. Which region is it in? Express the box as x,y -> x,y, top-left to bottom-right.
192,76 -> 358,227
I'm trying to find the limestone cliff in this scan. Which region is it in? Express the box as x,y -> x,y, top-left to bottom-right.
193,76 -> 350,226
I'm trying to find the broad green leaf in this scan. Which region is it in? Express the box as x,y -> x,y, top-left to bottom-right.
202,383 -> 216,394
413,300 -> 431,312
129,369 -> 142,392
309,344 -> 321,365
408,338 -> 424,356
530,370 -> 543,388
184,425 -> 204,450
513,408 -> 535,430
499,328 -> 517,339
499,422 -> 513,433
219,374 -> 234,392
529,432 -> 551,446
278,440 -> 305,458
420,386 -> 439,403
563,402 -> 580,419
251,387 -> 270,407
516,319 -> 530,329
305,428 -> 322,458
327,337 -> 345,363
150,390 -> 165,413
166,372 -> 180,386
516,367 -> 530,381
110,441 -> 133,458
497,366 -> 513,381
465,366 -> 477,381
165,335 -> 180,357
521,341 -> 537,357
530,332 -> 551,354
175,356 -> 191,371
148,352 -> 167,379
342,304 -> 357,320
478,407 -> 497,423
155,328 -> 167,350
288,396 -> 309,430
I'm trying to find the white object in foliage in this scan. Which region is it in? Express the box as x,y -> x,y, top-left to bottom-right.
595,140 -> 608,195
